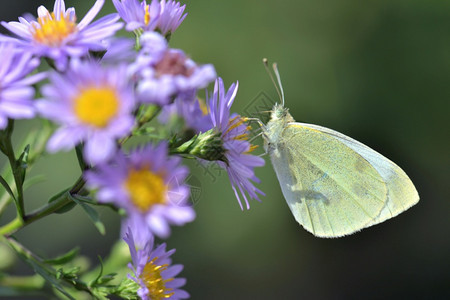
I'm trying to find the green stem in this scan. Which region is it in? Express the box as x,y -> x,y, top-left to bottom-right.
119,105 -> 162,145
0,217 -> 23,236
75,144 -> 89,171
0,120 -> 53,216
133,28 -> 143,50
24,176 -> 85,224
0,177 -> 86,236
0,274 -> 45,290
4,236 -> 92,297
0,120 -> 25,219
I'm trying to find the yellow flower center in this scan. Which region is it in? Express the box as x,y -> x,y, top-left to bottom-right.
140,257 -> 174,300
73,86 -> 120,128
198,98 -> 208,115
144,4 -> 151,26
125,168 -> 167,212
226,116 -> 258,153
32,12 -> 77,46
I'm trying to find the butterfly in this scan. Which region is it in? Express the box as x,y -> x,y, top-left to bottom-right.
255,59 -> 419,237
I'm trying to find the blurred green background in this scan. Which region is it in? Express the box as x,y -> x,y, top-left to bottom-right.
1,0 -> 449,299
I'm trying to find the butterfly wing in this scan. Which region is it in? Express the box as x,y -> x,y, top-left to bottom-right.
297,123 -> 419,227
270,122 -> 418,237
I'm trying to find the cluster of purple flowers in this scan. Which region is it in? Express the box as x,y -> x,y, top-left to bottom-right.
0,0 -> 265,298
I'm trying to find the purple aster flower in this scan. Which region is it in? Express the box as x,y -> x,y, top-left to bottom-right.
36,60 -> 135,164
85,142 -> 195,242
101,37 -> 137,64
158,93 -> 212,133
0,0 -> 123,70
113,0 -> 160,32
113,0 -> 187,35
207,78 -> 265,210
131,31 -> 216,105
0,43 -> 45,129
158,0 -> 187,35
124,228 -> 189,300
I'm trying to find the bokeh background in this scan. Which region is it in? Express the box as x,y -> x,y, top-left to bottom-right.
1,0 -> 449,299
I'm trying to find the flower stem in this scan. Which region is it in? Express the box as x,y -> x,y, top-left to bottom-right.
119,105 -> 162,145
0,177 -> 86,236
0,274 -> 45,291
0,120 -> 53,216
0,120 -> 25,219
0,216 -> 23,236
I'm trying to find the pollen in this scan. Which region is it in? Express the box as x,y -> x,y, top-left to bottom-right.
73,86 -> 120,128
140,257 -> 174,300
125,168 -> 167,212
245,144 -> 259,154
225,115 -> 245,136
144,4 -> 151,26
197,98 -> 208,115
226,116 -> 259,153
32,12 -> 77,46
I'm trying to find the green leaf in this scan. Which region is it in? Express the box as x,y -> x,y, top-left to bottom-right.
96,273 -> 117,285
16,144 -> 30,169
132,126 -> 156,136
48,188 -> 76,214
6,238 -> 75,300
59,267 -> 80,283
44,248 -> 80,265
69,194 -> 105,235
0,120 -> 14,154
75,144 -> 89,171
23,174 -> 46,190
114,277 -> 139,300
89,256 -> 104,288
0,175 -> 16,202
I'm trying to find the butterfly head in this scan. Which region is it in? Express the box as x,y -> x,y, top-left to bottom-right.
270,103 -> 293,123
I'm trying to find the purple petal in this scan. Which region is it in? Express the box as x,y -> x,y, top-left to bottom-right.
78,0 -> 105,30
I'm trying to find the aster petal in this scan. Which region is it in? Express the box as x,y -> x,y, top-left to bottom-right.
53,0 -> 66,17
106,115 -> 135,138
66,7 -> 76,19
164,206 -> 195,225
37,6 -> 51,18
3,55 -> 35,84
47,127 -> 85,152
9,69 -> 45,87
0,116 -> 8,130
84,132 -> 116,164
241,153 -> 266,167
0,99 -> 34,119
165,278 -> 186,289
17,17 -> 32,26
78,15 -> 122,42
141,31 -> 168,55
0,45 -> 15,77
146,214 -> 170,238
125,21 -> 143,31
173,289 -> 190,299
162,264 -> 183,279
123,228 -> 138,266
35,100 -> 69,123
78,0 -> 105,30
112,0 -> 127,18
0,21 -> 32,39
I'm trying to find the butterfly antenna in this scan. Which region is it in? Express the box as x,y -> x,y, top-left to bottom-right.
272,63 -> 285,107
263,58 -> 283,105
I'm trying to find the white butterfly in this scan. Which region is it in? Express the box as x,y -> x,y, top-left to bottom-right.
255,59 -> 419,237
